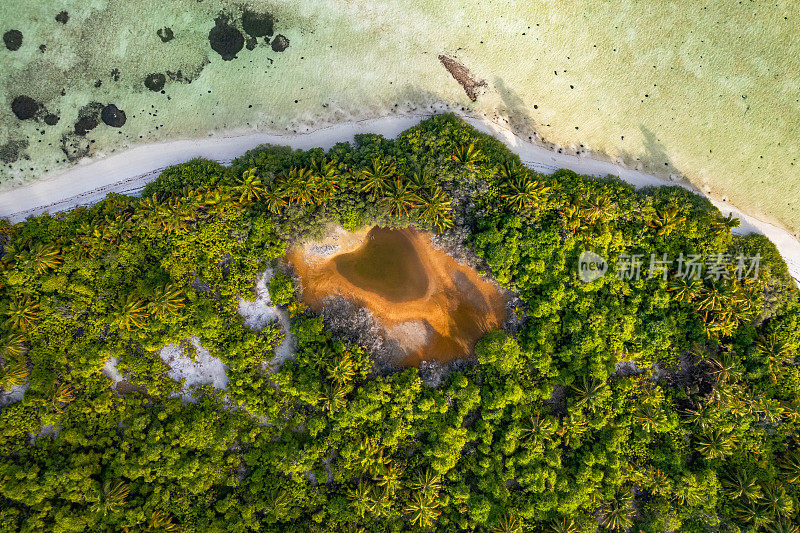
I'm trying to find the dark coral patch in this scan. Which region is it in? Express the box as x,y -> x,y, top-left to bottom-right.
144,73 -> 166,91
11,95 -> 40,120
43,114 -> 60,126
271,34 -> 289,52
209,16 -> 244,60
0,139 -> 28,164
74,115 -> 99,136
3,29 -> 22,51
101,104 -> 126,127
242,10 -> 274,38
74,102 -> 104,136
61,133 -> 90,161
55,11 -> 69,24
157,27 -> 174,43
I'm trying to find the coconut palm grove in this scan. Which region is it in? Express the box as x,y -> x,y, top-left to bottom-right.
0,115 -> 798,531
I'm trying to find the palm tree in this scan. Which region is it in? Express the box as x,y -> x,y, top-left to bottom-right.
360,157 -> 396,200
262,185 -> 288,214
695,428 -> 737,459
756,332 -> 794,384
0,241 -> 24,268
284,166 -> 316,206
326,353 -> 355,385
5,295 -> 39,332
374,462 -> 404,496
598,496 -> 634,530
761,482 -> 794,519
570,377 -> 605,411
148,284 -> 185,320
668,278 -> 700,303
135,193 -> 172,232
265,488 -> 292,521
310,158 -> 340,203
348,480 -> 375,519
546,517 -> 580,533
711,214 -> 740,236
634,402 -> 668,433
52,382 -> 76,412
519,413 -> 555,450
696,286 -> 725,312
357,437 -> 388,475
0,332 -> 26,360
24,243 -> 62,274
111,295 -> 150,331
145,510 -> 178,532
200,188 -> 233,217
407,167 -> 433,190
235,168 -> 265,205
90,480 -> 129,516
404,491 -> 441,528
416,186 -> 453,232
321,382 -> 348,413
500,174 -> 550,214
764,518 -> 800,533
582,194 -> 616,224
734,501 -> 773,529
497,159 -> 524,182
451,141 -> 481,168
721,469 -> 763,502
779,450 -> 800,485
411,469 -> 441,497
380,178 -> 418,218
491,513 -> 523,533
706,349 -> 743,386
647,205 -> 686,236
0,356 -> 28,389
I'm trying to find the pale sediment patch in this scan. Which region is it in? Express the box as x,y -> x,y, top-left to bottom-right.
386,321 -> 430,355
237,269 -> 297,368
159,336 -> 228,395
101,355 -> 124,386
0,382 -> 29,408
299,225 -> 371,264
30,424 -> 60,442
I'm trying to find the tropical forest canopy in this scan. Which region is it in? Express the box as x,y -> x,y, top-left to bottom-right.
0,115 -> 798,531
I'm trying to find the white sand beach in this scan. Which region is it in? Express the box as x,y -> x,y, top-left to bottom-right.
0,113 -> 798,285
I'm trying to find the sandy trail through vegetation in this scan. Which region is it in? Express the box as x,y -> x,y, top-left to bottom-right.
288,226 -> 507,366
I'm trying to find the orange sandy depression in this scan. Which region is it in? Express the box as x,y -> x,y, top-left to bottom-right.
287,226 -> 508,366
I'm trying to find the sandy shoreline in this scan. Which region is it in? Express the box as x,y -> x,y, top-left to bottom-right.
0,112 -> 797,285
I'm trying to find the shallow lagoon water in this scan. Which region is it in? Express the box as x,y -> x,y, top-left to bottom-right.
1,0 -> 798,234
334,227 -> 429,303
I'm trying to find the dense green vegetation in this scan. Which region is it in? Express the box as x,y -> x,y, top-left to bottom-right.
0,115 -> 798,532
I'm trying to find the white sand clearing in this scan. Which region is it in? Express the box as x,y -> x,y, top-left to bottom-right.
0,113 -> 797,286
159,336 -> 228,397
0,383 -> 29,408
101,355 -> 124,386
237,269 -> 297,367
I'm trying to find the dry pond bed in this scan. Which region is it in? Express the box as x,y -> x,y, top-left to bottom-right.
288,226 -> 507,366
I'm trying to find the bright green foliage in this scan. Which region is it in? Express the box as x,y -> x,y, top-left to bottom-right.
0,115 -> 798,531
